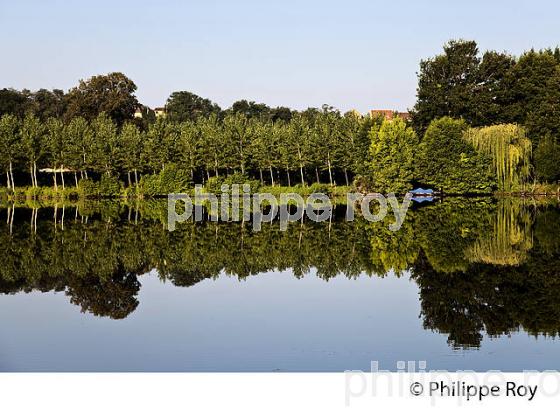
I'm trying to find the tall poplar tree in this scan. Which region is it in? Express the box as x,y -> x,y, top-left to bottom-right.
369,117 -> 417,193
0,114 -> 19,189
20,113 -> 45,188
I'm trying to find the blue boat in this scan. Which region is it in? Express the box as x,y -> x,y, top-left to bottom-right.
409,187 -> 434,196
411,195 -> 434,203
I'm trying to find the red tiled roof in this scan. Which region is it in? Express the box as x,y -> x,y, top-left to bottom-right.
370,109 -> 410,120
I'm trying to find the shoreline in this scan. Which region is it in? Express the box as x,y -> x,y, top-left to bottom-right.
1,185 -> 559,205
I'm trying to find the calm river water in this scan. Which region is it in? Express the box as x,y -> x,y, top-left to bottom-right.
0,197 -> 559,371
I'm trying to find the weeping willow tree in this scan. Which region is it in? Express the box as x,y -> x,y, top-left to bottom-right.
465,198 -> 533,266
465,124 -> 532,191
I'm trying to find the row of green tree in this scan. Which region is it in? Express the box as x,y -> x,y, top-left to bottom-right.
0,73 -> 295,126
0,108 -> 375,192
2,110 -> 557,195
2,111 -> 558,195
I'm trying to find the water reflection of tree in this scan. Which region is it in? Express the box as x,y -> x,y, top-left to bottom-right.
66,270 -> 140,319
534,208 -> 560,255
0,205 -> 380,319
367,212 -> 419,275
0,199 -> 559,350
0,211 -> 147,319
465,198 -> 534,266
411,200 -> 560,348
412,247 -> 560,349
413,199 -> 495,272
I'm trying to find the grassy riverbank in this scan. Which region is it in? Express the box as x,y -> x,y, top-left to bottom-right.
495,183 -> 560,196
0,182 -> 354,201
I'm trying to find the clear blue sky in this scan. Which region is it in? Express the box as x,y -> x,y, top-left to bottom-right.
1,0 -> 559,113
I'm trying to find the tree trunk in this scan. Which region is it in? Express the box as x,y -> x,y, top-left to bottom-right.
30,166 -> 35,188
9,204 -> 14,235
30,208 -> 34,234
315,167 -> 320,184
9,161 -> 15,190
300,165 -> 305,186
344,168 -> 349,186
34,162 -> 38,188
134,169 -> 138,185
214,157 -> 219,177
74,172 -> 78,187
61,167 -> 65,190
53,170 -> 58,191
286,167 -> 291,187
327,153 -> 333,186
269,166 -> 275,186
32,207 -> 37,234
6,171 -> 11,190
259,169 -> 263,184
127,171 -> 131,187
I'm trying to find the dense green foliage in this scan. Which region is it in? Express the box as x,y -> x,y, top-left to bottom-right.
138,164 -> 192,196
412,40 -> 560,182
412,40 -> 560,138
369,117 -> 417,192
228,99 -> 293,122
165,91 -> 221,122
64,72 -> 139,125
415,117 -> 495,193
413,40 -> 493,131
534,135 -> 560,183
0,88 -> 66,120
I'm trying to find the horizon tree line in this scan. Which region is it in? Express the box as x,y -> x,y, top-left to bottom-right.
1,39 -> 560,192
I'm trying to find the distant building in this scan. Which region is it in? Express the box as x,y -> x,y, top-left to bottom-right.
370,109 -> 410,121
397,112 -> 411,121
134,107 -> 143,118
154,107 -> 167,118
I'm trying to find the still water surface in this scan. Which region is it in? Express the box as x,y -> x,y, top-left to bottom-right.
0,198 -> 559,371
